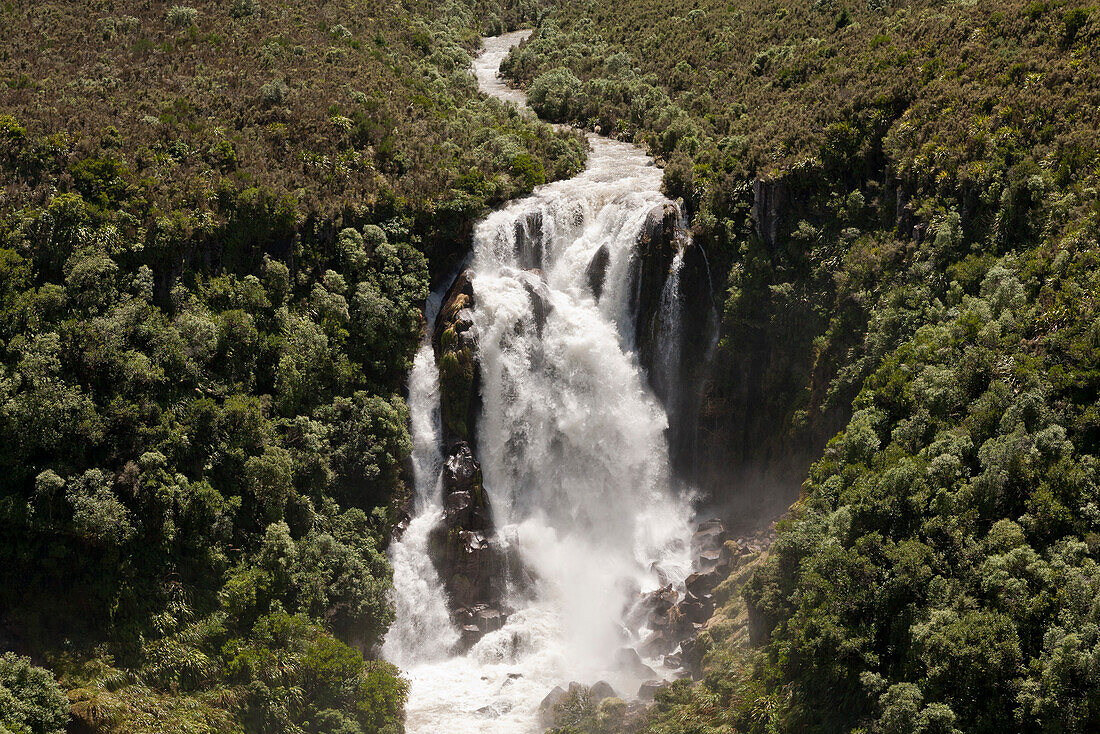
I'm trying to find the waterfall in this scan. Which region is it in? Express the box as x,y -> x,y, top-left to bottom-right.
651,216 -> 690,429
382,292 -> 460,666
383,33 -> 696,733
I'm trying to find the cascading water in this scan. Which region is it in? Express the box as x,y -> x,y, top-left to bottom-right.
383,32 -> 696,732
382,288 -> 460,666
651,217 -> 692,430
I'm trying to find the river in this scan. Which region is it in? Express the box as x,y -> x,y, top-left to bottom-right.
382,30 -> 696,733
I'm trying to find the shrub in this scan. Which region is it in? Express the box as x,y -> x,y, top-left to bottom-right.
0,653 -> 68,734
229,0 -> 259,19
166,5 -> 198,28
260,79 -> 288,106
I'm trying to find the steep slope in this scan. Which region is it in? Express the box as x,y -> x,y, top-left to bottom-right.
502,1 -> 1100,731
0,1 -> 582,732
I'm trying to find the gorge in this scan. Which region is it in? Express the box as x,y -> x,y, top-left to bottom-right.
382,31 -> 718,732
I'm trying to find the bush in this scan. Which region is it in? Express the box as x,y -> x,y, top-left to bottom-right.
166,5 -> 198,28
0,654 -> 68,734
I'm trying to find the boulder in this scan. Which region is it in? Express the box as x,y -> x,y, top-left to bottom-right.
519,270 -> 554,335
680,635 -> 705,678
685,569 -> 721,599
475,607 -> 504,634
678,591 -> 715,625
637,679 -> 665,701
461,624 -> 482,648
639,629 -> 672,658
538,685 -> 566,726
590,680 -> 616,703
442,442 -> 482,496
614,647 -> 657,680
691,519 -> 728,553
586,245 -> 610,299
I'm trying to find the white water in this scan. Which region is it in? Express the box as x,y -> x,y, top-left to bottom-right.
383,285 -> 460,666
383,33 -> 695,733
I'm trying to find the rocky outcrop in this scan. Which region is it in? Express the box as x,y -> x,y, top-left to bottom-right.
630,202 -> 718,474
434,269 -> 480,447
586,245 -> 610,300
631,203 -> 682,357
514,210 -> 545,270
429,445 -> 492,597
428,269 -> 512,647
518,269 -> 554,336
429,440 -> 508,649
622,519 -> 748,681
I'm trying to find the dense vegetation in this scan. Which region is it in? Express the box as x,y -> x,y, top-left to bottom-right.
0,1 -> 581,732
502,0 -> 1100,731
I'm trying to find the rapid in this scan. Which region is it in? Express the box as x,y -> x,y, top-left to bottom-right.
382,31 -> 697,733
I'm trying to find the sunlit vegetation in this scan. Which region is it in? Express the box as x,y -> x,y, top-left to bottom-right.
0,0 -> 578,731
504,0 -> 1100,731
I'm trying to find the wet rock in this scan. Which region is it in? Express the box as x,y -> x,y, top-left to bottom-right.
514,210 -> 544,269
475,607 -> 504,634
434,269 -> 480,446
691,519 -> 729,555
685,569 -> 721,599
639,629 -> 673,658
696,548 -> 722,570
444,490 -> 473,526
614,647 -> 657,680
590,680 -> 616,703
663,652 -> 682,669
461,624 -> 482,648
430,442 -> 504,633
649,561 -> 671,587
538,686 -> 566,726
519,270 -> 554,335
477,701 -> 513,716
637,679 -> 665,701
636,584 -> 678,616
678,591 -> 715,625
586,245 -> 610,300
443,442 -> 482,495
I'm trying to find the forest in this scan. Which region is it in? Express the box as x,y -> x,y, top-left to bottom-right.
4,0 -> 1100,732
502,0 -> 1100,732
0,1 -> 581,732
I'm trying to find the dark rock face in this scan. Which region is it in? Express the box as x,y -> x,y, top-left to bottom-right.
538,685 -> 567,727
519,269 -> 554,336
631,204 -> 682,359
586,245 -> 610,300
637,680 -> 664,701
590,680 -> 616,703
614,647 -> 657,680
429,440 -> 506,647
629,202 -> 718,475
617,519 -> 737,681
514,210 -> 545,270
752,176 -> 786,249
427,268 -> 515,648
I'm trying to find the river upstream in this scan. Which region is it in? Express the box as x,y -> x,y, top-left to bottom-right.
382,31 -> 697,732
